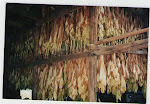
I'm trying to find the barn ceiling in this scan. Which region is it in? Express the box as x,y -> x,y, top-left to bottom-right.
5,4 -> 149,38
5,4 -> 72,35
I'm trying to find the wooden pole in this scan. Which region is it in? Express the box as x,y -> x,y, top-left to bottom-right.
88,6 -> 98,102
32,25 -> 40,100
125,50 -> 147,54
94,27 -> 149,45
91,39 -> 148,55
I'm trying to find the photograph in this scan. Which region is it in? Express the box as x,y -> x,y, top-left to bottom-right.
3,3 -> 149,103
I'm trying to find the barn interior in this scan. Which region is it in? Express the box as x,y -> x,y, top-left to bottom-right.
3,3 -> 149,103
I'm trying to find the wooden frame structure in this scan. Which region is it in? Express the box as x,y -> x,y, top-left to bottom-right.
9,27 -> 149,101
7,6 -> 149,102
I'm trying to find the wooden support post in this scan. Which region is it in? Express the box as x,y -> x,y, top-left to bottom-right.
33,25 -> 40,100
88,6 -> 98,102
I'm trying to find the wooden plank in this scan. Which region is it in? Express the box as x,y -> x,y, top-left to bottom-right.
121,44 -> 148,53
10,52 -> 89,68
94,27 -> 149,45
91,39 -> 148,55
52,51 -> 89,62
88,6 -> 98,102
125,50 -> 147,54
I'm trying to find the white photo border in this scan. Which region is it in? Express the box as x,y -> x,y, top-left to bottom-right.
0,0 -> 150,104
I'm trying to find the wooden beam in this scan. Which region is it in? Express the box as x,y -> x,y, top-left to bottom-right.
10,39 -> 148,69
94,27 -> 149,45
52,51 -> 89,62
125,50 -> 147,54
90,39 -> 148,55
10,52 -> 89,68
121,44 -> 148,53
88,6 -> 98,102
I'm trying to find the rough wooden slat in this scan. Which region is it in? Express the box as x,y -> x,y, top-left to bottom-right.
52,52 -> 89,62
125,50 -> 147,54
91,39 -> 148,55
88,6 -> 98,102
11,52 -> 89,68
121,44 -> 148,53
94,27 -> 149,45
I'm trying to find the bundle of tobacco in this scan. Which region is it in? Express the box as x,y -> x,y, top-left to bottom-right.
36,64 -> 49,100
103,53 -> 147,102
10,36 -> 34,63
97,55 -> 107,93
96,7 -> 144,45
63,58 -> 88,101
106,53 -> 122,102
77,58 -> 88,101
53,62 -> 64,101
126,54 -> 147,97
9,69 -> 20,90
20,67 -> 33,89
36,62 -> 64,100
38,7 -> 90,58
65,60 -> 78,100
